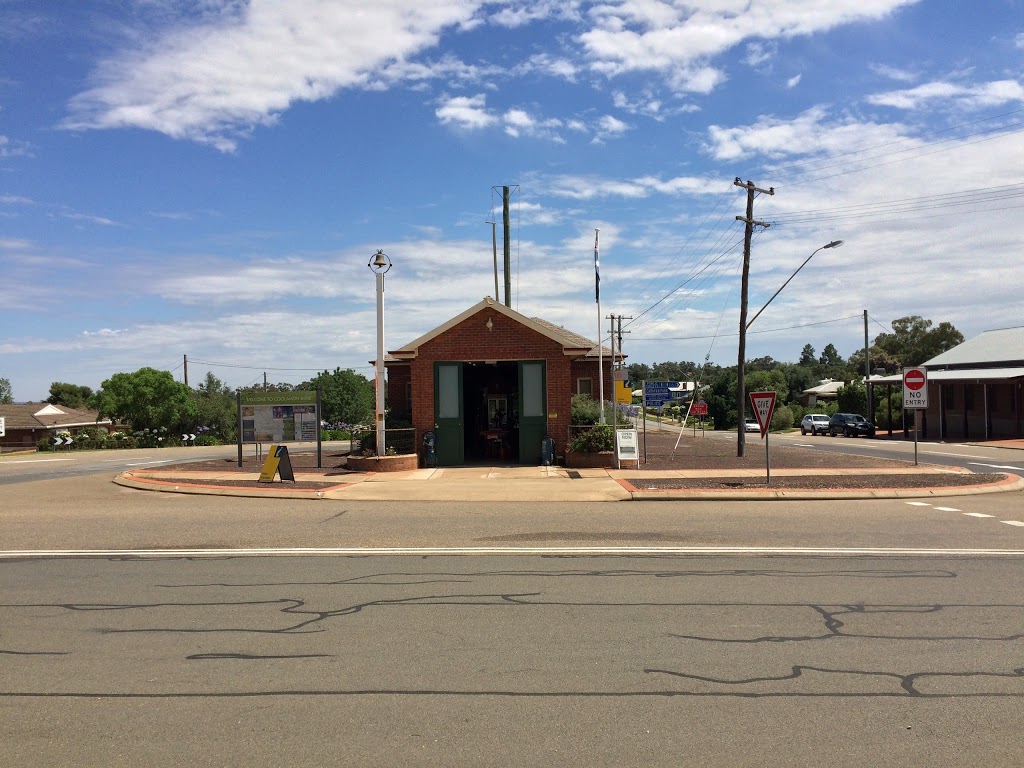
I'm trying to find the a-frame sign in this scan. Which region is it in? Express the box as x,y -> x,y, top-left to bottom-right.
749,391 -> 777,438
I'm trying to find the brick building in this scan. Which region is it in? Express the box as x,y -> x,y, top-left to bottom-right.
384,297 -> 619,466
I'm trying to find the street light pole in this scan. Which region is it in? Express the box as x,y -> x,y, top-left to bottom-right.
741,238 -> 843,456
745,240 -> 843,330
369,249 -> 392,457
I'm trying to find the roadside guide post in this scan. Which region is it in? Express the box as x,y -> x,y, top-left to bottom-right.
903,367 -> 928,466
749,391 -> 777,484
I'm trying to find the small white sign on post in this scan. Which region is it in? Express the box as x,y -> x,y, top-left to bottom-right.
615,429 -> 638,467
903,367 -> 928,409
0,416 -> 5,438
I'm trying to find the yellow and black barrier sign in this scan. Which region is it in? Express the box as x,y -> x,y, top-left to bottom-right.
258,444 -> 295,483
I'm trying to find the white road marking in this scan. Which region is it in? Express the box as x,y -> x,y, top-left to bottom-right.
2,458 -> 72,464
923,450 -> 1001,459
906,501 -> 932,506
963,513 -> 995,518
124,459 -> 178,466
933,506 -> 961,512
2,546 -> 1024,559
1001,521 -> 1024,527
969,462 -> 1024,471
793,443 -> 814,447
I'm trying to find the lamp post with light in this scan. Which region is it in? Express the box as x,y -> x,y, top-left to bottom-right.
737,239 -> 844,457
369,249 -> 391,457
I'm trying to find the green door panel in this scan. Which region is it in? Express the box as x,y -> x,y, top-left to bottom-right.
517,361 -> 546,464
434,362 -> 464,466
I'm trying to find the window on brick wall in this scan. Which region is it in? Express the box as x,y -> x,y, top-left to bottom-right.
577,377 -> 593,396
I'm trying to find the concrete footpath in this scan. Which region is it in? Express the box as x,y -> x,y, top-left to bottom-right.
115,463 -> 1024,502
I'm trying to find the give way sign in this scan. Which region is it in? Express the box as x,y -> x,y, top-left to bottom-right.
903,367 -> 928,409
749,391 -> 777,438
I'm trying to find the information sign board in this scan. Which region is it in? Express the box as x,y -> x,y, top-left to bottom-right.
903,367 -> 928,409
240,390 -> 318,444
615,429 -> 638,461
691,401 -> 708,416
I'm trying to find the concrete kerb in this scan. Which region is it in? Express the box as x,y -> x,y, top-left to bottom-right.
114,466 -> 1024,503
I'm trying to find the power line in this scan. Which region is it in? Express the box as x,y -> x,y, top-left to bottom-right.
629,313 -> 863,341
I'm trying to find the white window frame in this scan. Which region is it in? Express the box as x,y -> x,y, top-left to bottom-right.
576,377 -> 593,396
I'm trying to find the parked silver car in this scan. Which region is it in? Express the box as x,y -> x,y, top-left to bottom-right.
800,414 -> 830,436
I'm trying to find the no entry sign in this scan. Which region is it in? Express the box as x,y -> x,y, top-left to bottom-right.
903,367 -> 928,409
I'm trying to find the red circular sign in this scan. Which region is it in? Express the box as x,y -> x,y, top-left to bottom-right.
904,369 -> 926,390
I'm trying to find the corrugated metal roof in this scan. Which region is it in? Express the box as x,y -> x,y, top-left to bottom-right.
924,326 -> 1024,367
870,367 -> 1024,384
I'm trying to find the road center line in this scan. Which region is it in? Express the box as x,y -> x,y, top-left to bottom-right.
3,546 -> 1024,559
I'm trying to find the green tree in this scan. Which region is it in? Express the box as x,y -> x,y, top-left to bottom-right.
847,345 -> 902,376
836,379 -> 867,414
193,372 -> 237,440
778,363 -> 817,405
0,377 -> 12,404
94,368 -> 197,434
47,382 -> 94,409
818,343 -> 844,367
799,344 -> 816,366
301,367 -> 374,426
874,316 -> 964,367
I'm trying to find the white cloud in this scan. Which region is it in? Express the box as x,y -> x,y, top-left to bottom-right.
785,74 -> 801,89
1016,32 -> 1024,50
0,194 -> 34,205
867,79 -> 1024,110
869,63 -> 917,82
60,211 -> 119,227
705,106 -> 909,161
543,173 -> 721,200
745,41 -> 777,67
580,0 -> 920,93
592,114 -> 630,143
490,0 -> 582,29
436,93 -> 498,129
62,0 -> 484,151
0,134 -> 32,158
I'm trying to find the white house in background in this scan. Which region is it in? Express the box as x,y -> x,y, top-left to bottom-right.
800,379 -> 845,407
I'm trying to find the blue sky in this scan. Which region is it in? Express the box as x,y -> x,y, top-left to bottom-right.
2,0 -> 1023,401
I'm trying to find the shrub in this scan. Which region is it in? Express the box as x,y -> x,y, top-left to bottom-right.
568,424 -> 614,453
195,435 -> 220,446
571,394 -> 603,425
771,405 -> 795,431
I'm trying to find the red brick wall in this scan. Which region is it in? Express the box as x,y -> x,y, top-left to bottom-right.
389,307 -> 596,460
386,364 -> 411,417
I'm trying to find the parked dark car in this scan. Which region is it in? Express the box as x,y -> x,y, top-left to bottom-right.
828,412 -> 875,437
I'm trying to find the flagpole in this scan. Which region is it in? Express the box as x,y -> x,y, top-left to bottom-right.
595,228 -> 604,423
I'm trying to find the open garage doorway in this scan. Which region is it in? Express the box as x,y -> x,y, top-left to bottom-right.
463,361 -> 519,463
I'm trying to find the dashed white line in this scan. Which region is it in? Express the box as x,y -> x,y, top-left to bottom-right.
933,506 -> 961,512
906,501 -> 932,507
963,512 -> 995,518
1001,521 -> 1024,527
1,458 -> 72,464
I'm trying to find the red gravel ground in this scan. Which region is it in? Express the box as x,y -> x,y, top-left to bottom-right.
147,430 -> 1009,491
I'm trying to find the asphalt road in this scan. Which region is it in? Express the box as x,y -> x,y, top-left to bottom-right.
3,463 -> 1024,766
0,441 -> 346,485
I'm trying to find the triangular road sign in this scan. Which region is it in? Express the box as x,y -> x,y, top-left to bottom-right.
749,391 -> 777,438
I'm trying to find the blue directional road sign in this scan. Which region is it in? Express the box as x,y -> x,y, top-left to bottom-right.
644,381 -> 678,407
